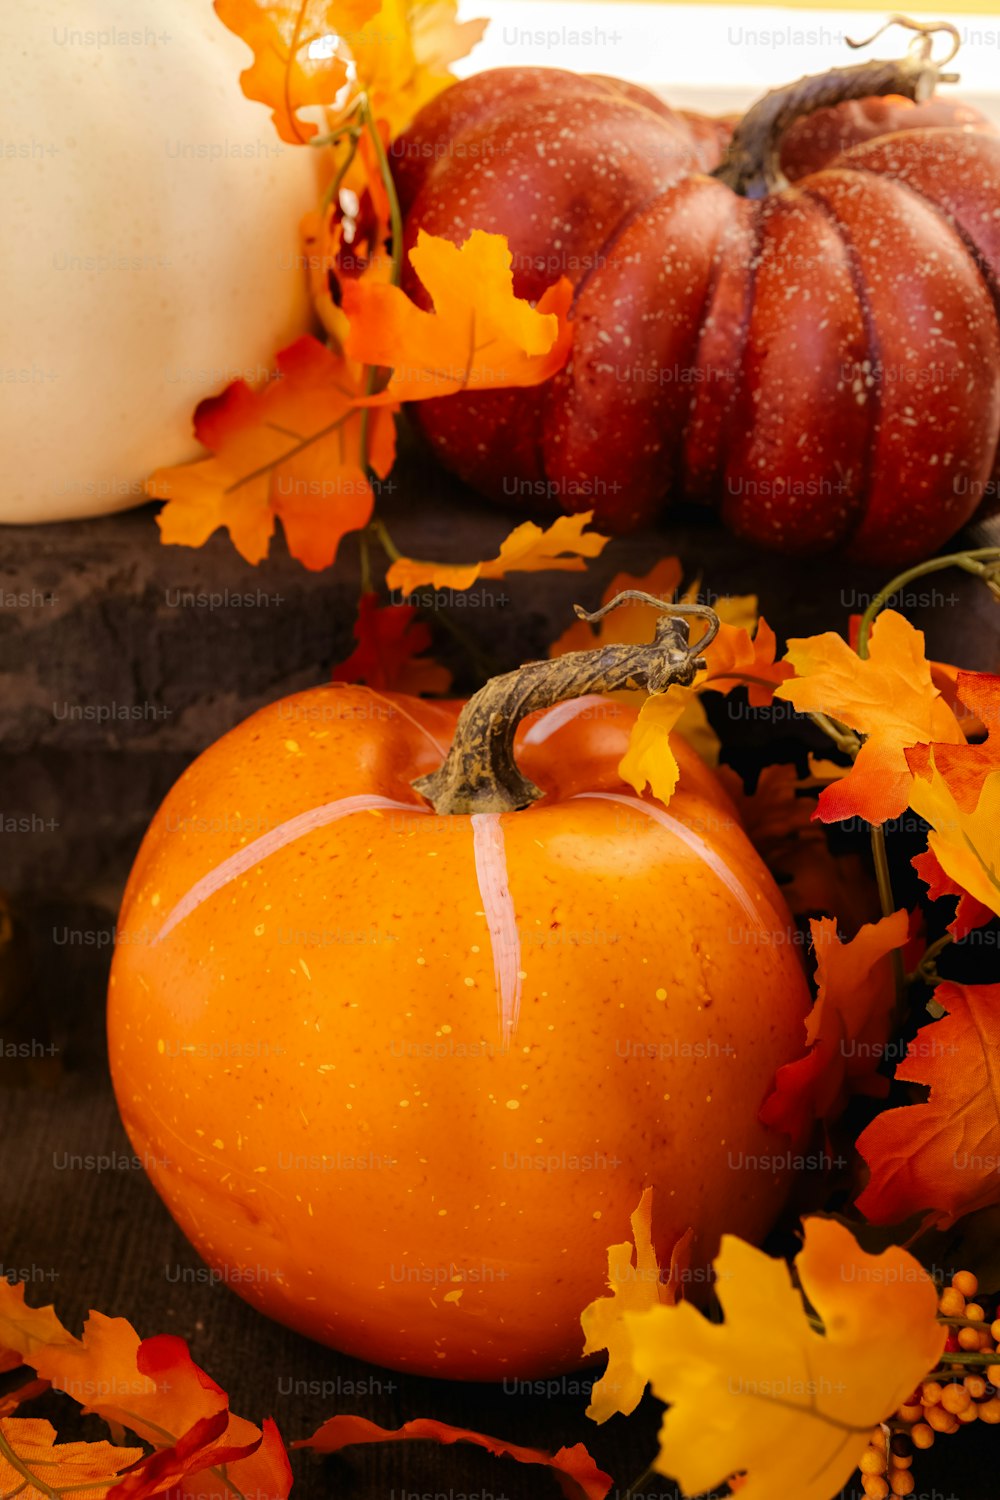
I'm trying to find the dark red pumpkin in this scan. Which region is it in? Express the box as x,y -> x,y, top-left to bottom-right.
393,62 -> 1000,565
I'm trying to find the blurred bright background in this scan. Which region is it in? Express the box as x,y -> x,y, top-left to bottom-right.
453,0 -> 1000,120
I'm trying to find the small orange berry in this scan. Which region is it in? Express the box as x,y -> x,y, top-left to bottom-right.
979,1398 -> 1000,1424
921,1381 -> 943,1405
939,1287 -> 966,1317
926,1405 -> 959,1434
952,1270 -> 978,1298
957,1403 -> 978,1424
860,1446 -> 885,1475
965,1374 -> 988,1398
991,1318 -> 1000,1342
958,1326 -> 982,1351
910,1423 -> 935,1449
941,1384 -> 971,1414
965,1302 -> 985,1321
862,1476 -> 890,1500
890,1471 -> 915,1497
897,1403 -> 922,1424
987,1364 -> 1000,1386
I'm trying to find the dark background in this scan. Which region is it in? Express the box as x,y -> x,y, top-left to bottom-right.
2,437 -> 998,1498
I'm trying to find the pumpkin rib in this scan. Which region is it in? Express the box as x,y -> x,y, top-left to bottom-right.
797,177 -> 883,554
680,193 -> 758,504
835,143 -> 1000,311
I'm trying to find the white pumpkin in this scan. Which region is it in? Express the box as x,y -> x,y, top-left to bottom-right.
0,0 -> 322,523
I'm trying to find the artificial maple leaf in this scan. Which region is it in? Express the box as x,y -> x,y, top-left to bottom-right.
699,616 -> 792,706
294,1415 -> 612,1500
0,1417 -> 144,1499
581,1190 -> 693,1424
616,620 -> 786,808
214,0 -> 377,144
907,670 -> 1000,811
857,982 -> 1000,1227
906,756 -> 1000,924
344,229 -> 573,400
759,911 -> 909,1145
0,1287 -> 290,1500
338,0 -> 487,140
775,610 -> 965,826
912,846 -> 995,939
386,512 -> 610,596
717,764 -> 880,932
617,689 -> 694,807
149,336 -> 396,571
625,1217 -> 944,1500
332,591 -> 452,694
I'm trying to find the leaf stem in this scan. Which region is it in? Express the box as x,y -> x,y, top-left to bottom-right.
854,547 -> 1000,659
906,932 -> 953,987
807,712 -> 861,756
369,516 -> 402,563
619,1464 -> 658,1500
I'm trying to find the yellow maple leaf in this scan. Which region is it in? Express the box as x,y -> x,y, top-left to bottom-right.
907,755 -> 1000,921
581,1195 -> 695,1427
775,610 -> 965,826
344,229 -> 573,401
617,688 -> 694,807
342,0 -> 487,139
581,1189 -> 662,1424
214,0 -> 378,144
625,1218 -> 944,1500
0,1417 -> 143,1499
386,512 -> 610,595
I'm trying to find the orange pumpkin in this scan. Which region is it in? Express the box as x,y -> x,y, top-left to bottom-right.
108,610 -> 810,1378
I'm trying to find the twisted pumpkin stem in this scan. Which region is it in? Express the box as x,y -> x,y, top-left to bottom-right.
713,15 -> 961,199
413,592 -> 719,815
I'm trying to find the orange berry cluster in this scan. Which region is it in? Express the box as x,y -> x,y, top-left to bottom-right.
857,1270 -> 1000,1499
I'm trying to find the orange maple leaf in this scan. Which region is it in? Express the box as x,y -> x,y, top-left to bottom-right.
344,229 -> 573,400
294,1415 -> 612,1500
148,335 -> 396,571
700,616 -> 792,706
775,610 -> 965,825
386,512 -> 610,595
906,670 -> 1000,811
332,591 -> 452,694
214,0 -> 378,144
0,1417 -> 144,1499
759,910 -> 909,1144
912,846 -> 995,939
856,981 -> 1000,1227
717,763 -> 881,932
0,1285 -> 291,1500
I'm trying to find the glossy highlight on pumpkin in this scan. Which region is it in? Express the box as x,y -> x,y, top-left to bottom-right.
108,684 -> 810,1379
